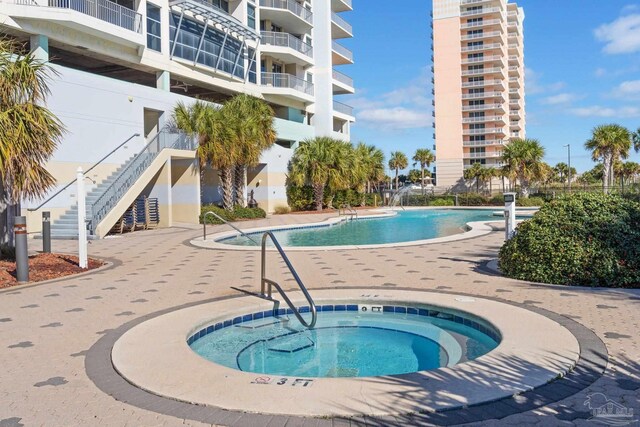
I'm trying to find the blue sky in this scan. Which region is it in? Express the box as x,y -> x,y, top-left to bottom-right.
336,0 -> 640,174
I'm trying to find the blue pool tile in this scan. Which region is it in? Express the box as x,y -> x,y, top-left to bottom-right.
347,305 -> 358,312
277,308 -> 286,316
316,306 -> 323,312
383,306 -> 394,313
206,325 -> 214,334
322,305 -> 334,312
299,306 -> 310,313
471,321 -> 480,331
286,308 -> 294,315
253,312 -> 264,320
394,306 -> 407,314
407,307 -> 418,315
418,309 -> 430,317
232,317 -> 242,325
242,314 -> 253,322
262,310 -> 273,318
187,336 -> 194,345
215,322 -> 223,331
334,305 -> 346,311
454,316 -> 464,324
223,320 -> 232,328
199,328 -> 207,338
463,318 -> 473,327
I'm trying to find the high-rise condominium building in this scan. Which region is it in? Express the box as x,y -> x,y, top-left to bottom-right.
432,0 -> 525,189
0,0 -> 354,237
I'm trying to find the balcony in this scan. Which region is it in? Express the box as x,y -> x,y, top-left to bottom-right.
463,127 -> 505,136
509,101 -> 521,110
461,30 -> 502,41
508,55 -> 520,63
461,18 -> 502,29
461,7 -> 503,17
462,55 -> 503,65
1,0 -> 144,46
260,31 -> 313,66
462,115 -> 504,123
509,88 -> 521,99
462,91 -> 504,100
462,67 -> 504,77
333,100 -> 354,117
332,40 -> 353,64
464,151 -> 503,159
509,110 -> 520,117
463,139 -> 506,147
462,103 -> 505,112
461,43 -> 503,53
509,65 -> 520,76
332,0 -> 352,12
259,0 -> 313,33
462,79 -> 504,89
261,72 -> 314,102
332,11 -> 353,38
332,69 -> 354,94
461,0 -> 498,5
510,121 -> 522,129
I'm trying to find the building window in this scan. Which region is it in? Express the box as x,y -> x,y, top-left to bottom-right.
146,3 -> 161,52
248,47 -> 256,83
247,4 -> 256,29
210,0 -> 229,13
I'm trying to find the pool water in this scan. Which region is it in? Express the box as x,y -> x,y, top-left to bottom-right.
190,310 -> 499,378
221,209 -> 499,247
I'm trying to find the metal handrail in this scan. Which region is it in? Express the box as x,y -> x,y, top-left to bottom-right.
202,211 -> 258,244
261,232 -> 317,329
338,204 -> 358,220
27,133 -> 140,212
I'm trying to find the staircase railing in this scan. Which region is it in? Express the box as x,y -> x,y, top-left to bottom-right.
27,133 -> 140,212
88,131 -> 195,233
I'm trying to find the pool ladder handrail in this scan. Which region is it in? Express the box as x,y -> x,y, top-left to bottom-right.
338,204 -> 358,220
261,231 -> 317,329
202,211 -> 259,244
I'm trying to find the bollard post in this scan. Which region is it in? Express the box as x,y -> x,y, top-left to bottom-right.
455,194 -> 459,207
504,193 -> 516,240
14,216 -> 29,283
76,167 -> 88,269
42,211 -> 51,253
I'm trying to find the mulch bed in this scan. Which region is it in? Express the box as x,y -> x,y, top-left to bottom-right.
0,253 -> 103,289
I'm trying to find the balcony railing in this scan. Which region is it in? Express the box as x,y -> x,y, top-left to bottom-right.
462,115 -> 503,123
333,100 -> 354,116
332,69 -> 354,87
261,72 -> 314,95
509,110 -> 520,116
464,151 -> 503,159
462,79 -> 504,88
463,127 -> 505,135
331,11 -> 352,34
332,41 -> 353,61
259,0 -> 313,24
461,30 -> 502,41
24,0 -> 143,32
461,7 -> 502,17
461,0 -> 494,5
463,139 -> 506,147
462,103 -> 504,112
461,43 -> 503,52
261,31 -> 313,57
461,18 -> 501,29
462,67 -> 504,76
462,91 -> 504,100
462,55 -> 503,64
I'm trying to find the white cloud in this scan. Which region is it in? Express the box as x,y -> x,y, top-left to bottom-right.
570,105 -> 640,118
357,107 -> 432,130
595,14 -> 640,54
622,4 -> 639,14
525,67 -> 565,95
612,80 -> 640,99
595,68 -> 607,78
541,93 -> 579,105
354,67 -> 433,131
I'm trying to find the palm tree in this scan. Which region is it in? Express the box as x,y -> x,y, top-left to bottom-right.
553,162 -> 569,185
463,162 -> 484,193
633,128 -> 640,153
222,94 -> 276,207
501,138 -> 546,198
482,167 -> 498,195
0,39 -> 65,246
354,143 -> 385,205
620,161 -> 640,193
288,137 -> 353,211
412,148 -> 435,195
584,124 -> 632,193
173,101 -> 235,211
388,151 -> 408,191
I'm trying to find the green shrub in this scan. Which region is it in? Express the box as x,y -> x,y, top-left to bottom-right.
200,205 -> 265,224
430,197 -> 455,206
458,193 -> 489,206
274,205 -> 291,215
499,193 -> 640,288
518,197 -> 545,207
287,185 -> 315,211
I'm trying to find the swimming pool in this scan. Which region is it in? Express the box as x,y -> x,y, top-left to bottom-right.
220,209 -> 502,247
189,304 -> 500,378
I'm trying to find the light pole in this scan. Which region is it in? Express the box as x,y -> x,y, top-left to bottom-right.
564,144 -> 571,192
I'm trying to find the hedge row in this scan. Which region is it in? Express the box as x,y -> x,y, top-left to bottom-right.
200,205 -> 266,224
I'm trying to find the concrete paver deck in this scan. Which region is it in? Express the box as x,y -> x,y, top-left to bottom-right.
0,211 -> 638,427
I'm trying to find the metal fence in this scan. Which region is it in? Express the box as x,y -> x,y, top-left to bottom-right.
42,0 -> 142,32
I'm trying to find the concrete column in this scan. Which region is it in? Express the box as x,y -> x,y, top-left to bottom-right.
311,2 -> 334,138
30,34 -> 49,62
156,70 -> 170,91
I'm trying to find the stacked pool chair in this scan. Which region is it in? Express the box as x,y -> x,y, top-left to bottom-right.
108,196 -> 160,235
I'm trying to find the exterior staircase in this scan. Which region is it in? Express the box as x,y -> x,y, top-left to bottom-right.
49,132 -> 195,239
